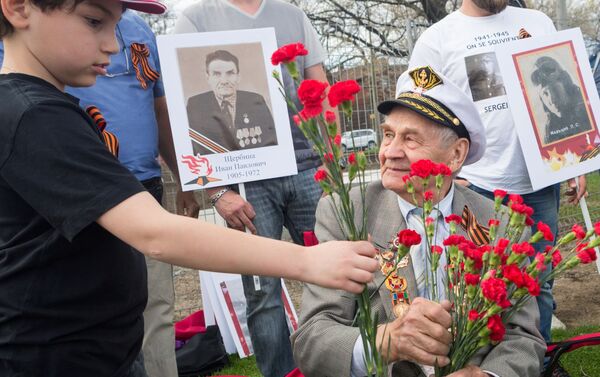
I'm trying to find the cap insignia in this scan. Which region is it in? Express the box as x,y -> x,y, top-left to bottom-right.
409,66 -> 442,92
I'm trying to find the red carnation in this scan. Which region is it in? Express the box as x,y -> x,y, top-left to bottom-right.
494,238 -> 510,255
328,80 -> 361,107
437,163 -> 452,176
525,216 -> 534,226
577,247 -> 597,264
425,217 -> 435,227
511,203 -> 533,216
348,152 -> 357,165
402,175 -> 411,184
333,134 -> 342,146
511,242 -> 535,257
523,274 -> 540,296
314,169 -> 327,182
572,224 -> 586,239
468,310 -> 479,321
502,264 -> 525,288
271,43 -> 308,65
551,249 -> 562,268
325,110 -> 336,124
397,229 -> 422,247
297,80 -> 328,118
488,219 -> 500,227
444,234 -> 466,246
535,253 -> 547,272
424,191 -> 434,201
487,315 -> 506,342
465,273 -> 480,285
481,277 -> 509,307
323,152 -> 334,163
508,194 -> 523,204
594,221 -> 600,236
494,189 -> 507,199
431,245 -> 443,255
537,221 -> 554,241
410,159 -> 435,179
445,214 -> 462,224
293,115 -> 302,126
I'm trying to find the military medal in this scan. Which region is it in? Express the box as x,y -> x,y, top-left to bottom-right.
243,113 -> 250,124
249,127 -> 257,144
255,126 -> 262,143
378,235 -> 412,320
237,129 -> 245,147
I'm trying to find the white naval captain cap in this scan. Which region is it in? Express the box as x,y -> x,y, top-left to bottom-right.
377,66 -> 486,166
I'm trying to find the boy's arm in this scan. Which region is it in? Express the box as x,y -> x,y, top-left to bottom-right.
96,191 -> 377,293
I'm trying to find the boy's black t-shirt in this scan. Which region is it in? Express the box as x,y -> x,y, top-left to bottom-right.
0,74 -> 147,376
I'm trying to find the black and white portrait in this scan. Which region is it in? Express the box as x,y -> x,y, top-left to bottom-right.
529,55 -> 592,144
465,52 -> 506,102
178,43 -> 278,155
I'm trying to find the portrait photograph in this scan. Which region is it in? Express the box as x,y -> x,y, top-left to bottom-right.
465,52 -> 506,102
157,28 -> 297,191
178,43 -> 279,155
515,42 -> 595,147
495,28 -> 600,190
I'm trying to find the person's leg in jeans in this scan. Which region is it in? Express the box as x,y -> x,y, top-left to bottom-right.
243,177 -> 293,377
467,184 -> 557,343
140,178 -> 178,377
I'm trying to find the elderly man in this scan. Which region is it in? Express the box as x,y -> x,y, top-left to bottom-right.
291,67 -> 545,377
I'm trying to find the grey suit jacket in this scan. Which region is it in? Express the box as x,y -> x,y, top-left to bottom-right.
291,182 -> 545,377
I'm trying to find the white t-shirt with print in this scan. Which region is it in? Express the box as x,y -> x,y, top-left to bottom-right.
409,6 -> 556,194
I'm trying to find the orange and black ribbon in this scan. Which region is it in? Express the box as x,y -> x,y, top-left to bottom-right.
130,43 -> 160,89
86,105 -> 119,157
461,205 -> 490,246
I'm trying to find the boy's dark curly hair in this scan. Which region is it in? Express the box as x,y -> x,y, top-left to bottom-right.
1,0 -> 84,38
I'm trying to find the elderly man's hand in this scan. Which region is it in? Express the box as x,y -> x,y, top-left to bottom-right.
376,297 -> 452,366
176,189 -> 200,218
442,365 -> 489,377
214,190 -> 257,234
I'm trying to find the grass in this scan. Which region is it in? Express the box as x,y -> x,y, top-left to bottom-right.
208,326 -> 600,377
550,325 -> 600,377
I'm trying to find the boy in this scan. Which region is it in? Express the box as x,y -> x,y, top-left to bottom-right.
0,1 -> 377,375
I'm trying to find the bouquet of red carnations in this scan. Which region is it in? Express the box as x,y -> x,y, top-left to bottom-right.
397,159 -> 599,376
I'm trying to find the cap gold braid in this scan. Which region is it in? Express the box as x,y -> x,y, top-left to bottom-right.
397,92 -> 461,127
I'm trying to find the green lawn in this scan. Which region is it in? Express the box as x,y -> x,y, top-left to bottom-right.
209,326 -> 600,377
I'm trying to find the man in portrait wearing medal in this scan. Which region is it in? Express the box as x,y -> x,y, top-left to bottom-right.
186,49 -> 277,155
291,67 -> 545,377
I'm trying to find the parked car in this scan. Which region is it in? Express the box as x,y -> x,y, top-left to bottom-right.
340,129 -> 378,152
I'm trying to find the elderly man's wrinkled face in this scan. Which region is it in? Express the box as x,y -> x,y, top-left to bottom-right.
471,0 -> 508,14
207,59 -> 240,100
379,107 -> 461,197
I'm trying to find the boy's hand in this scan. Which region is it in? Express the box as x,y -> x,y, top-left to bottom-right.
377,298 -> 452,366
302,241 -> 377,293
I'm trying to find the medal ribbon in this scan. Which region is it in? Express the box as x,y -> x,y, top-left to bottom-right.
460,205 -> 490,246
130,43 -> 160,90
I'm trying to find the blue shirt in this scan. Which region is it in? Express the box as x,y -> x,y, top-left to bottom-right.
66,10 -> 165,181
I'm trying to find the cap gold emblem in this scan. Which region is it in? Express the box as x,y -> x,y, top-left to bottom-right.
409,66 -> 443,92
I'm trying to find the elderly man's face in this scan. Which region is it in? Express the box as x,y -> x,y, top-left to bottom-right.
207,59 -> 240,99
378,107 -> 458,197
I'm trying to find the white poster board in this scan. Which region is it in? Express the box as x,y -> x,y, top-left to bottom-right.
199,272 -> 299,358
495,28 -> 600,190
157,28 -> 297,191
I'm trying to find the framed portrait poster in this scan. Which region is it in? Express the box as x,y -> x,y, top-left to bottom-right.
157,28 -> 297,191
495,28 -> 600,190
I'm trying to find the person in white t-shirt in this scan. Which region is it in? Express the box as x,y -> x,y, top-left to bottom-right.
408,0 -> 586,344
